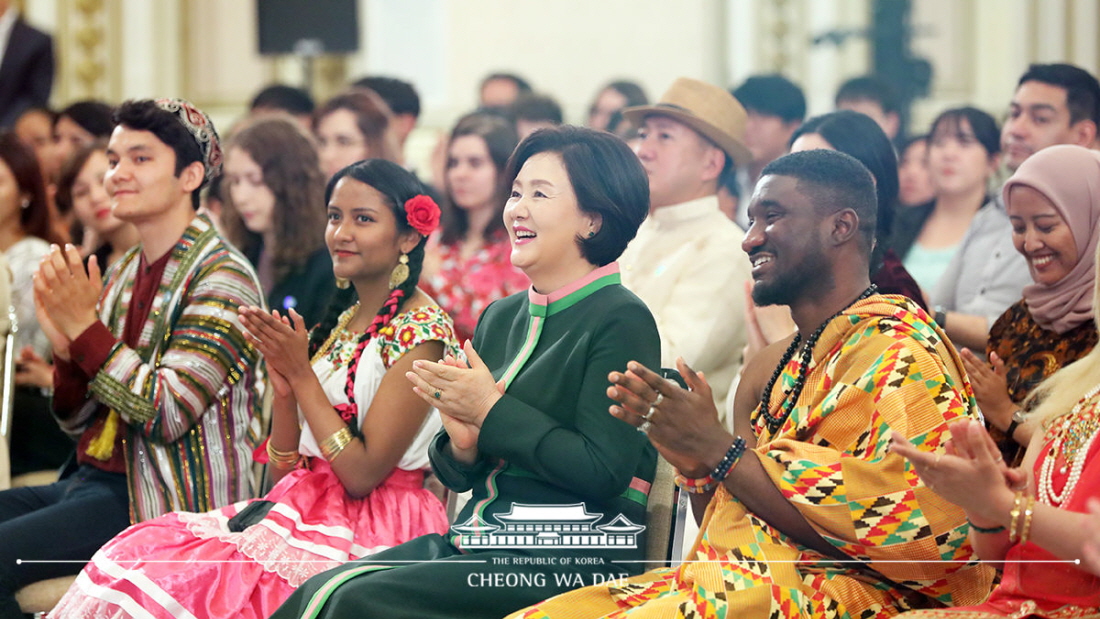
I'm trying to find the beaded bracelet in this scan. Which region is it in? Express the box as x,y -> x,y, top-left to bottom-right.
320,427 -> 354,462
675,436 -> 747,494
267,441 -> 301,470
966,518 -> 1006,534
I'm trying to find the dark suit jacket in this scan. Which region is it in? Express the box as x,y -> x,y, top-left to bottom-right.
0,17 -> 54,127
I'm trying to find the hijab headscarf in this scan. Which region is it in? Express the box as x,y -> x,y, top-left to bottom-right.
1003,144 -> 1100,334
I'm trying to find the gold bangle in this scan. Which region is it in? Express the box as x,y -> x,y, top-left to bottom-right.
320,427 -> 354,462
267,441 -> 300,470
1018,495 -> 1036,544
1009,491 -> 1024,543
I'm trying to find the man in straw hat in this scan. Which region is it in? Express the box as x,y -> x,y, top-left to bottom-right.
617,77 -> 752,415
0,98 -> 264,613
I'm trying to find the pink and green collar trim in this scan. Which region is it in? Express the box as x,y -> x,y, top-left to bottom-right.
499,263 -> 621,390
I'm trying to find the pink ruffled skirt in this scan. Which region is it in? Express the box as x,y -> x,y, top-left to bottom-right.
49,460 -> 448,619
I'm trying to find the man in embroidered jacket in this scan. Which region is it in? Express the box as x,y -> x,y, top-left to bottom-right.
0,98 -> 263,617
510,150 -> 995,619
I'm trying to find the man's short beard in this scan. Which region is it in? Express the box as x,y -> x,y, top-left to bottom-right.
750,251 -> 828,308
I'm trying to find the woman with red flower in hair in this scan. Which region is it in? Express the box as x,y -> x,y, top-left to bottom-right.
49,160 -> 457,619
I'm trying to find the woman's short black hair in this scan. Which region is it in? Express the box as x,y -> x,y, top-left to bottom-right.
504,126 -> 649,266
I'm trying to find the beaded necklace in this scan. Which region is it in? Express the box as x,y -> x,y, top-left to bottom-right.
758,285 -> 878,435
310,302 -> 361,365
309,290 -> 406,428
1037,383 -> 1100,507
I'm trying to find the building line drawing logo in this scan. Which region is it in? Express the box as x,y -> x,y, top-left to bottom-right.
452,503 -> 645,549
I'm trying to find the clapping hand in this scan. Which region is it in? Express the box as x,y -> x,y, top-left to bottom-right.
406,340 -> 503,453
239,306 -> 310,396
960,349 -> 1015,431
889,418 -> 1020,526
608,357 -> 733,479
33,244 -> 102,343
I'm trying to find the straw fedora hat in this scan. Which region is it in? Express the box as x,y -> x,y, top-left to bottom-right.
622,77 -> 752,168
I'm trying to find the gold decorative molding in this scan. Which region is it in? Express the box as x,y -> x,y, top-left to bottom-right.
769,0 -> 792,73
56,0 -> 109,101
314,55 -> 350,102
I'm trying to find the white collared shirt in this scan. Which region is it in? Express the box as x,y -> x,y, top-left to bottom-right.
620,195 -> 752,415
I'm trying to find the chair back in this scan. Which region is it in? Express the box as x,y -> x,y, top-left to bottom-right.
644,455 -> 692,566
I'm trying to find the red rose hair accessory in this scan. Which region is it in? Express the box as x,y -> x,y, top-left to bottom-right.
404,195 -> 441,237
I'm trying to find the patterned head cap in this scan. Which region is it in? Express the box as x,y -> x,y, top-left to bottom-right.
154,98 -> 222,186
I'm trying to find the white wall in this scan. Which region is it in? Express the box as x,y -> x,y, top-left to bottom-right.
26,0 -> 1100,146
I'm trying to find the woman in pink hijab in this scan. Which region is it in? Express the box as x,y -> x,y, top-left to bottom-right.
962,144 -> 1100,462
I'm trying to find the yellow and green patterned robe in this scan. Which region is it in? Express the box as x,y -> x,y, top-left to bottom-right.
510,295 -> 996,619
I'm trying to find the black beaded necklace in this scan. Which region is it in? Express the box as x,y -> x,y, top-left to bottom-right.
758,285 -> 878,434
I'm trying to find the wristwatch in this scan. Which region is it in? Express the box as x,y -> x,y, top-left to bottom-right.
933,305 -> 947,328
1005,409 -> 1026,442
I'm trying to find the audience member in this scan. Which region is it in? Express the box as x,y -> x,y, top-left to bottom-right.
249,83 -> 315,130
891,107 -> 1001,294
511,92 -> 563,139
221,116 -> 334,329
932,65 -> 1100,354
511,150 -> 993,619
479,71 -> 532,108
963,146 -> 1100,465
0,99 -> 264,616
835,75 -> 901,141
730,74 -> 806,226
313,89 -> 399,179
890,235 -> 1100,615
586,79 -> 648,131
420,112 -> 526,343
619,77 -> 753,414
1001,63 -> 1100,173
0,0 -> 53,128
898,134 -> 935,207
271,126 -> 659,619
54,139 -> 139,266
353,76 -> 420,159
0,132 -> 64,360
51,100 -> 114,173
790,110 -> 923,305
0,131 -> 66,481
742,109 -> 924,377
50,159 -> 454,619
12,106 -> 53,176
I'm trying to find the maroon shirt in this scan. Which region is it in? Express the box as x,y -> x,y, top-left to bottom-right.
872,248 -> 928,311
53,250 -> 172,473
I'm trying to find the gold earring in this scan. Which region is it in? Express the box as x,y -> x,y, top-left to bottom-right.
335,277 -> 350,289
389,254 -> 409,289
